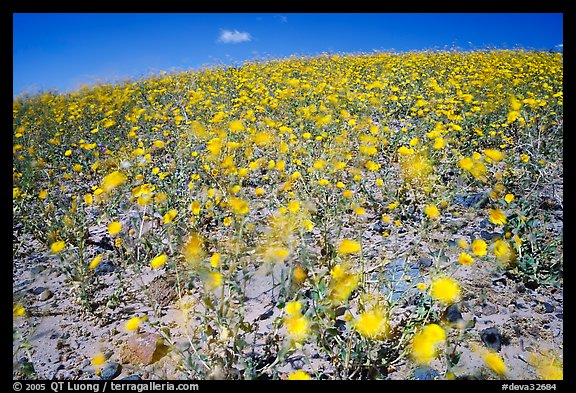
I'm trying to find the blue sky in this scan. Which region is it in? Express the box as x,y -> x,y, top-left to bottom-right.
13,13 -> 563,97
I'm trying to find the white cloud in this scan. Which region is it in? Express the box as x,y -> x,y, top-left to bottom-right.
217,29 -> 252,44
275,14 -> 288,23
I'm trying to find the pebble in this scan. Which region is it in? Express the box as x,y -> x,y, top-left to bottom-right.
30,286 -> 48,295
412,365 -> 440,380
120,375 -> 142,380
482,303 -> 498,316
444,304 -> 463,324
95,260 -> 116,275
418,257 -> 433,268
453,193 -> 486,208
541,302 -> 555,313
175,339 -> 191,352
480,327 -> 503,351
100,362 -> 122,380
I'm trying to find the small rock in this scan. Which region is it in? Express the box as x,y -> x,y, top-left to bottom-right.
418,257 -> 433,268
100,362 -> 121,380
412,365 -> 440,380
174,340 -> 190,352
123,333 -> 168,365
454,193 -> 486,208
39,289 -> 53,301
120,375 -> 142,380
444,304 -> 464,324
288,356 -> 305,369
482,303 -> 498,316
480,230 -> 496,241
95,260 -> 116,275
30,265 -> 46,274
541,302 -> 555,313
555,313 -> 563,320
480,327 -> 502,351
30,287 -> 48,295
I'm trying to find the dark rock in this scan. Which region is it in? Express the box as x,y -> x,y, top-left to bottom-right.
555,313 -> 563,320
480,230 -> 502,241
444,304 -> 464,324
100,362 -> 121,380
39,289 -> 53,301
29,287 -> 48,295
418,257 -> 433,268
30,265 -> 46,274
480,327 -> 502,351
541,302 -> 555,313
120,375 -> 142,380
482,303 -> 498,316
95,260 -> 116,275
454,193 -> 486,208
412,365 -> 440,380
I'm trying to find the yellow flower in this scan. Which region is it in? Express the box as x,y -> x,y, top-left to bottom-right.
430,277 -> 461,304
13,304 -> 26,317
338,239 -> 361,254
210,253 -> 220,268
108,221 -> 122,236
457,238 -> 469,249
84,193 -> 93,206
163,209 -> 178,224
433,137 -> 445,150
302,219 -> 314,231
484,149 -> 505,162
91,352 -> 106,368
182,233 -> 205,266
484,351 -> 508,376
125,316 -> 141,332
284,313 -> 310,343
228,196 -> 250,215
50,241 -> 66,254
353,308 -> 389,340
89,254 -> 103,270
292,266 -> 307,284
101,171 -> 127,193
285,301 -> 302,316
191,201 -> 201,215
458,252 -> 473,266
329,264 -> 359,304
504,194 -> 515,203
398,146 -> 414,156
288,370 -> 311,380
529,352 -> 563,380
494,239 -> 514,264
411,324 -> 446,364
153,140 -> 165,148
287,201 -> 300,212
472,239 -> 487,256
254,188 -> 265,196
223,217 -> 232,227
205,272 -> 223,290
263,246 -> 290,263
365,160 -> 381,171
520,153 -> 530,163
424,205 -> 440,220
150,254 -> 168,269
417,283 -> 427,291
488,209 -> 507,225
38,189 -> 48,199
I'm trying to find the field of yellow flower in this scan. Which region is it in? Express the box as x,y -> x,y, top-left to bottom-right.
13,50 -> 563,380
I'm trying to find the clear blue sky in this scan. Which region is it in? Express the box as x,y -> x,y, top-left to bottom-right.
13,13 -> 563,97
